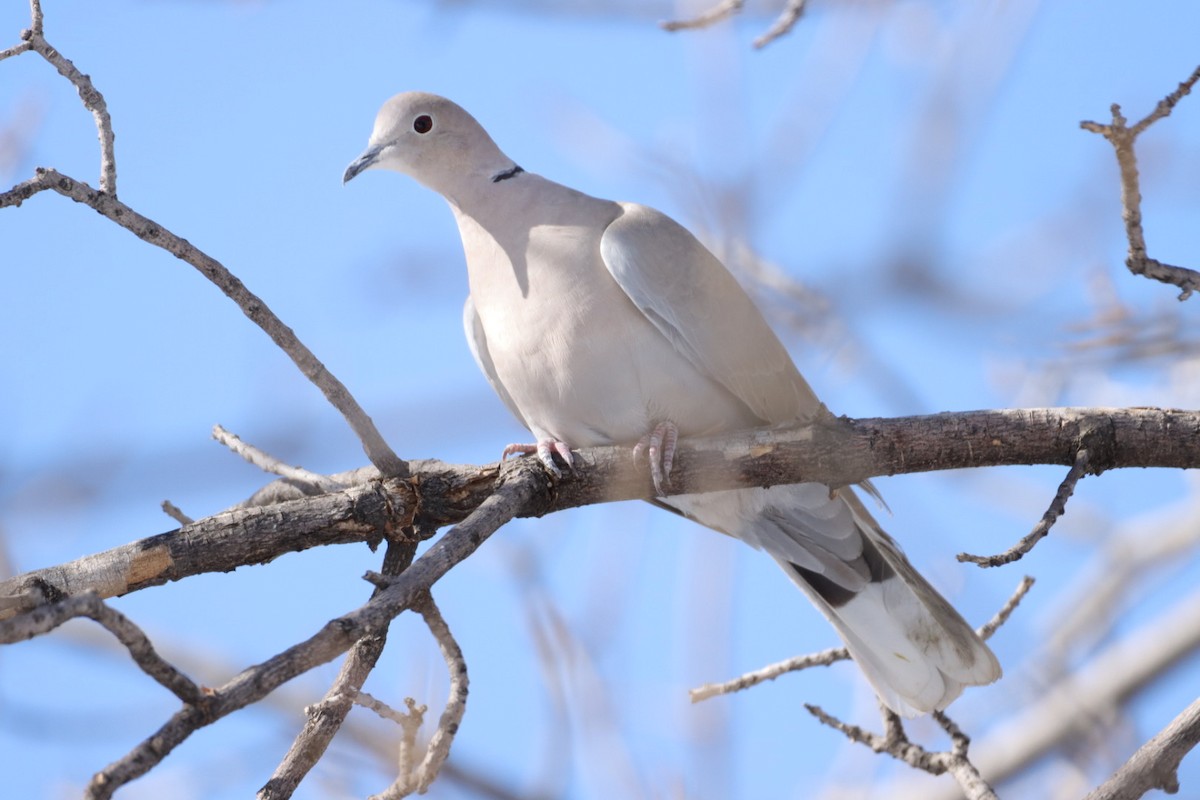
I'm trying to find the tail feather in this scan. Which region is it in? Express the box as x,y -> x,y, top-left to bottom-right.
667,483 -> 1001,716
776,552 -> 1000,716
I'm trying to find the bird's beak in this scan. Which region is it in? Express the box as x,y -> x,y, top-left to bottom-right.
343,143 -> 384,184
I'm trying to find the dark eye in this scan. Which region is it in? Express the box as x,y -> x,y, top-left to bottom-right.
413,115 -> 433,134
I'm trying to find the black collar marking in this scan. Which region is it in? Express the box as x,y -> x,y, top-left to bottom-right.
491,164 -> 525,183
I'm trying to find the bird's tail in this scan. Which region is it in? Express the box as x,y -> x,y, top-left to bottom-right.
669,484 -> 1000,716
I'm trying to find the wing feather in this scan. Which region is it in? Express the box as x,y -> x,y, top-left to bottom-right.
599,202 -> 819,425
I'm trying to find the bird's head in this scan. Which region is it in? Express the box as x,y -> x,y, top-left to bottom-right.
343,92 -> 512,199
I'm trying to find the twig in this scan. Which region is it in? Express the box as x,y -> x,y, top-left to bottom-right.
1084,696 -> 1200,800
83,470 -> 536,798
1,169 -> 406,476
912,587 -> 1200,799
259,540 -> 416,799
692,575 -> 1032,703
933,712 -> 998,799
659,0 -> 808,49
358,692 -> 424,727
976,575 -> 1035,641
806,704 -> 998,800
368,595 -> 469,799
1081,63 -> 1200,300
959,447 -> 1090,566
161,500 -> 194,525
753,0 -> 809,49
660,0 -> 744,32
689,646 -> 847,702
0,591 -> 203,704
213,424 -> 344,494
3,0 -> 116,193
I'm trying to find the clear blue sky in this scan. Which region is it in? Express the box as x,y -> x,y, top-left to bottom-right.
3,1 -> 1200,798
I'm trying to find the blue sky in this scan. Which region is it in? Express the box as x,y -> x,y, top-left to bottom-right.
3,1 -> 1200,798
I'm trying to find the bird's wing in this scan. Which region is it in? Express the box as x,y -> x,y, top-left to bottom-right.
599,202 -> 820,425
463,294 -> 529,430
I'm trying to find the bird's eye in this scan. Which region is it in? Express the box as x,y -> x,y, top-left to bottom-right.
413,115 -> 433,134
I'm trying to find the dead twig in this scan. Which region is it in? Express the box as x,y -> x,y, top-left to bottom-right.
83,471 -> 535,798
366,594 -> 469,799
213,424 -> 345,494
1,0 -> 116,194
805,704 -> 998,800
0,591 -> 202,705
660,0 -> 810,49
1081,64 -> 1200,299
959,448 -> 1090,566
258,540 -> 416,800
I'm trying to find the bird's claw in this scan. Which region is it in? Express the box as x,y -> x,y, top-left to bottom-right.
632,421 -> 678,495
502,439 -> 575,478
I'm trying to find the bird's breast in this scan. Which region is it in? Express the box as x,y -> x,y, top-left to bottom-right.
459,215 -> 750,447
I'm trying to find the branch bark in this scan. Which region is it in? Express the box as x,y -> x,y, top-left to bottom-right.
1084,696 -> 1200,800
2,406 -> 1197,620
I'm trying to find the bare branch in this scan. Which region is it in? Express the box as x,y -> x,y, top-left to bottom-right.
752,0 -> 809,49
693,575 -> 1033,703
2,0 -> 115,192
976,575 -> 1035,642
1081,63 -> 1200,299
689,646 -> 848,702
213,424 -> 345,494
368,595 -> 469,799
959,447 -> 1090,566
807,704 -> 998,800
659,0 -> 808,49
84,471 -> 536,798
660,0 -> 744,32
919,587 -> 1200,797
1,169 -> 406,476
260,540 -> 417,799
3,407 -> 1197,621
0,473 -> 423,621
1084,696 -> 1200,800
0,591 -> 203,704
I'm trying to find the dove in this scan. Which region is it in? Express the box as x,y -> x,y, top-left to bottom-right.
344,92 -> 1001,715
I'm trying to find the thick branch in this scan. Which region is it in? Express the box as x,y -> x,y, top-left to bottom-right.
0,473 -> 432,620
86,470 -> 537,798
2,406 -> 1197,620
1084,696 -> 1200,800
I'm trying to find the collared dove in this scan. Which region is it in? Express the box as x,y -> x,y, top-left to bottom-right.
345,92 -> 1001,716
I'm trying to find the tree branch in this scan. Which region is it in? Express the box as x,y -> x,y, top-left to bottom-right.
913,586 -> 1200,800
1,406 -> 1195,620
84,470 -> 537,798
0,168 -> 407,477
2,0 -> 116,193
959,448 -> 1091,566
1081,63 -> 1200,299
258,540 -> 417,800
805,704 -> 998,800
1084,696 -> 1200,800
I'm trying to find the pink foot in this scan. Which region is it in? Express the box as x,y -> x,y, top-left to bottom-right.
502,439 -> 575,478
632,421 -> 678,495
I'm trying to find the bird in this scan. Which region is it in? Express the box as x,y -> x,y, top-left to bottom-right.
344,92 -> 1001,716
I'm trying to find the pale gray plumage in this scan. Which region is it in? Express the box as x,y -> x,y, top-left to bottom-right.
345,92 -> 1001,715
